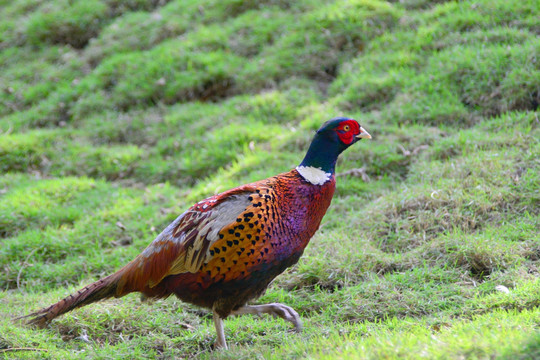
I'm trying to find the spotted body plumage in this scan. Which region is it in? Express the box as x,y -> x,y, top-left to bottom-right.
22,117 -> 371,350
155,170 -> 336,317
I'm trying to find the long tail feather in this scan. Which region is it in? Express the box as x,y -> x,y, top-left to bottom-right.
18,273 -> 121,328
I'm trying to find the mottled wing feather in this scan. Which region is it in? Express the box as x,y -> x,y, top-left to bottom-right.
195,185 -> 286,284
117,186 -> 257,293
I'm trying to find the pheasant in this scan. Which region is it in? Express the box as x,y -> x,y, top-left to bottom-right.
21,117 -> 371,349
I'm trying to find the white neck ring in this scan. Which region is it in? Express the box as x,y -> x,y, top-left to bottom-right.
296,166 -> 332,185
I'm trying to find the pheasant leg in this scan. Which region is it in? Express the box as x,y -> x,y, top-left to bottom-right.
231,303 -> 303,332
213,311 -> 228,350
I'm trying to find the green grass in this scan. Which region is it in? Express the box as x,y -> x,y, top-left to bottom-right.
1,0 -> 539,358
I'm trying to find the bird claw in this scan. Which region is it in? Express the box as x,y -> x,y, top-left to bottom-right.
231,303 -> 303,332
263,303 -> 303,333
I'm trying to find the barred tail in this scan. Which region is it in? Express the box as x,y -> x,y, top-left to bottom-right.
19,273 -> 121,328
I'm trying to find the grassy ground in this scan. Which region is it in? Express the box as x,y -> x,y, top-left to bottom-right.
1,0 -> 539,358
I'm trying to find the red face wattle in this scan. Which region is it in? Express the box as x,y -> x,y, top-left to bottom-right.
334,120 -> 361,145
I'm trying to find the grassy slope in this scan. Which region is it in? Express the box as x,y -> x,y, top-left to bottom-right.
0,0 -> 539,358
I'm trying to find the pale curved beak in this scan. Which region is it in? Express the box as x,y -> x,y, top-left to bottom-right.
356,126 -> 372,140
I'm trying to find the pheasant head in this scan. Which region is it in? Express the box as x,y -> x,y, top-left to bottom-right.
297,117 -> 371,185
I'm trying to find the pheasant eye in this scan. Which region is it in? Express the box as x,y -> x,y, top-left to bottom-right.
343,125 -> 350,131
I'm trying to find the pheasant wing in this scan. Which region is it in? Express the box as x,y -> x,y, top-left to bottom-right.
116,186 -> 257,294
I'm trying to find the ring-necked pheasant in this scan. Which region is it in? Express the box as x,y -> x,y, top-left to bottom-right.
21,117 -> 371,349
